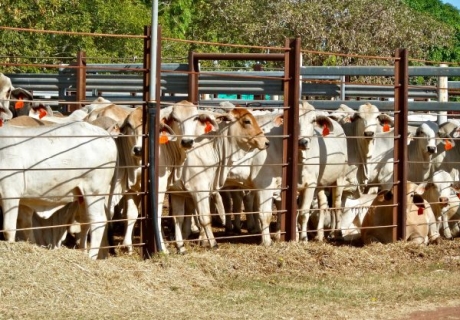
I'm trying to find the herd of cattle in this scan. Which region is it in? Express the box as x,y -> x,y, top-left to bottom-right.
1,72 -> 460,259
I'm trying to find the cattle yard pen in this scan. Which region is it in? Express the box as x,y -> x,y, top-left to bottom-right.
2,25 -> 460,258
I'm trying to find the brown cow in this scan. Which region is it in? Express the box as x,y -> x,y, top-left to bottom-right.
361,182 -> 440,245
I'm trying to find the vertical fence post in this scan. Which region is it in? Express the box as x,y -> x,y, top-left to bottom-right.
188,51 -> 199,104
393,48 -> 409,242
282,38 -> 301,242
141,25 -> 156,258
74,51 -> 86,111
438,63 -> 448,125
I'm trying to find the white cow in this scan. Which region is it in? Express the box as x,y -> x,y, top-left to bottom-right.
407,121 -> 454,184
330,103 -> 395,193
158,101 -> 221,253
167,106 -> 269,251
0,121 -> 118,259
218,102 -> 348,244
417,170 -> 460,239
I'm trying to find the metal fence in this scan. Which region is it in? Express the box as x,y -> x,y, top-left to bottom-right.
2,26 -> 460,258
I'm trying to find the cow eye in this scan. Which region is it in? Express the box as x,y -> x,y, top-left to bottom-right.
243,119 -> 251,125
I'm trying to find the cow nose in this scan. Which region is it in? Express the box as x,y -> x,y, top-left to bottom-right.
265,140 -> 270,148
298,138 -> 309,150
363,131 -> 374,138
181,138 -> 194,149
133,146 -> 142,156
427,146 -> 436,154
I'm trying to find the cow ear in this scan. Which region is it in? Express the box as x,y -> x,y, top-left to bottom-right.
378,114 -> 394,130
316,116 -> 333,136
273,115 -> 283,127
197,114 -> 219,133
415,183 -> 427,195
11,88 -> 33,100
376,189 -> 392,202
438,133 -> 455,150
216,113 -> 234,123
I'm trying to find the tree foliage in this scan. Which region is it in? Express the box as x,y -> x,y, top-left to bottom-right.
0,0 -> 460,72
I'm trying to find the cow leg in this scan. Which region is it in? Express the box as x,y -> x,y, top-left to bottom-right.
121,194 -> 140,254
170,195 -> 187,254
298,184 -> 316,242
193,192 -> 217,249
244,192 -> 260,234
212,192 -> 226,227
331,180 -> 345,240
16,205 -> 36,243
272,197 -> 282,242
426,207 -> 441,244
84,196 -> 108,260
257,190 -> 274,246
441,208 -> 453,239
182,197 -> 198,239
220,191 -> 233,234
315,189 -> 328,242
157,174 -> 171,254
2,200 -> 20,242
231,191 -> 244,234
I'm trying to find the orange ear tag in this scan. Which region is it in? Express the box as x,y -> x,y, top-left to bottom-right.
0,119 -> 3,127
445,140 -> 453,151
38,107 -> 47,119
383,123 -> 390,132
15,99 -> 24,110
418,207 -> 423,215
159,131 -> 169,144
322,125 -> 330,136
205,121 -> 213,133
457,193 -> 460,200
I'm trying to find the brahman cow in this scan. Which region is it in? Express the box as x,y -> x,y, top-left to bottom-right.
0,121 -> 118,259
330,103 -> 394,194
361,182 -> 440,245
0,73 -> 44,121
167,105 -> 269,252
407,121 -> 454,184
416,170 -> 460,239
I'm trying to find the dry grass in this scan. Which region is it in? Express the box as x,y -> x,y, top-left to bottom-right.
1,238 -> 460,320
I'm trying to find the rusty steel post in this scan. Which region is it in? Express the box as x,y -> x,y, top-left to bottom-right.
393,48 -> 409,242
282,38 -> 301,242
188,51 -> 198,104
141,25 -> 156,258
74,51 -> 86,111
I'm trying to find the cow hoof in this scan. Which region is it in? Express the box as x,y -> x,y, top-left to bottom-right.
430,237 -> 442,245
299,236 -> 308,242
177,246 -> 187,255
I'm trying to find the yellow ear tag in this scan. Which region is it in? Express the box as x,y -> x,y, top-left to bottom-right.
159,131 -> 169,144
383,123 -> 390,132
445,140 -> 453,151
205,121 -> 213,133
322,125 -> 330,136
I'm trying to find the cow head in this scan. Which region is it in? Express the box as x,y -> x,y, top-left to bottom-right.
217,106 -> 269,151
352,103 -> 393,139
0,73 -> 14,122
413,121 -> 439,155
120,107 -> 143,158
298,101 -> 334,151
162,100 -> 219,150
10,87 -> 34,118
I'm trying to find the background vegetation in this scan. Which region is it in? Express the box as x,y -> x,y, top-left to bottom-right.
1,0 -> 460,70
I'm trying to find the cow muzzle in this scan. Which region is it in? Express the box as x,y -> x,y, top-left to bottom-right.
133,146 -> 142,157
363,131 -> 374,138
181,138 -> 194,149
426,146 -> 436,154
298,138 -> 309,150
